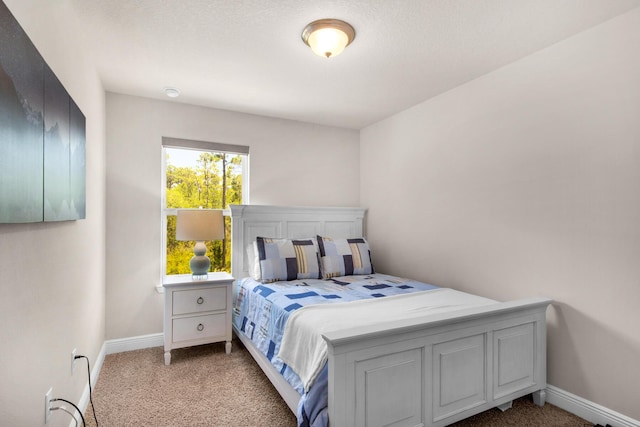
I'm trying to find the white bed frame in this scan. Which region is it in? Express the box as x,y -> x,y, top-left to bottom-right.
229,204 -> 552,427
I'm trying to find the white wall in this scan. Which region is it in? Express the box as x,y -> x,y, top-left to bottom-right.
0,2 -> 106,426
361,8 -> 640,420
105,93 -> 359,339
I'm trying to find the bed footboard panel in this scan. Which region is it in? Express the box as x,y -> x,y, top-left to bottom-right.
324,298 -> 551,427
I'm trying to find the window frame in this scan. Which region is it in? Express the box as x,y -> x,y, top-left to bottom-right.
160,137 -> 249,280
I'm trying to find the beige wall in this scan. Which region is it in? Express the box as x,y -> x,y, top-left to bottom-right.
0,2 -> 106,426
361,8 -> 640,420
105,93 -> 359,339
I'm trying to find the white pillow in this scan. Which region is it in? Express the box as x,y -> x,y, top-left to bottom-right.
246,241 -> 261,280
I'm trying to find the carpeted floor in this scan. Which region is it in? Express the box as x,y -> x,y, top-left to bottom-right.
84,340 -> 593,426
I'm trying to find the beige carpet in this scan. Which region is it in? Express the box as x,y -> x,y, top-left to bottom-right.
85,340 -> 592,426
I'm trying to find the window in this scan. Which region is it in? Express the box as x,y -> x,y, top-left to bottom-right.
161,137 -> 249,276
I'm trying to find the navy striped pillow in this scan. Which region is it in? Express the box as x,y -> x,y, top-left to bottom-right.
256,237 -> 321,283
316,235 -> 374,279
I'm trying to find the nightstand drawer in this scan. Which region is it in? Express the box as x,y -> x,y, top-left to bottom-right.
172,313 -> 226,343
173,286 -> 227,315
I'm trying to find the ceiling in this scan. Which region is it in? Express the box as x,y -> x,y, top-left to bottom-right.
69,0 -> 640,130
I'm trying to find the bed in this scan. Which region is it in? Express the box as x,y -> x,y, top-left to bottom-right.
229,204 -> 551,427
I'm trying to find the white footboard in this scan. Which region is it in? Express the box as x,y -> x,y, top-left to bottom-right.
323,297 -> 552,427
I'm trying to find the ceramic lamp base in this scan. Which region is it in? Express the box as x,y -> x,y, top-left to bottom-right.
190,241 -> 210,277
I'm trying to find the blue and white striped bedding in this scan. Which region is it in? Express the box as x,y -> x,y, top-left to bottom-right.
232,273 -> 438,426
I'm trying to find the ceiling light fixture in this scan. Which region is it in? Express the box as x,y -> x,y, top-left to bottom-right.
302,19 -> 355,59
164,87 -> 180,98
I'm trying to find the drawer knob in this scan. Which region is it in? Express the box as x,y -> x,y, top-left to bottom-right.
197,323 -> 204,332
196,297 -> 204,304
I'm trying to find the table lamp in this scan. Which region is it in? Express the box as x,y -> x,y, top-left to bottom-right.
175,209 -> 224,278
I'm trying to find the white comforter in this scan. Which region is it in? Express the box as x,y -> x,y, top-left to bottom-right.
277,288 -> 496,392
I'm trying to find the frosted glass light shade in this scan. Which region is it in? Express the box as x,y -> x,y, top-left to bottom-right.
308,27 -> 349,58
302,19 -> 355,58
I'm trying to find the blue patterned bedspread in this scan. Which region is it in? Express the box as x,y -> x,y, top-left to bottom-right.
232,274 -> 438,427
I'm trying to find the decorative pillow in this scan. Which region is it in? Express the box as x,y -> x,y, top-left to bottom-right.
316,236 -> 374,278
246,241 -> 261,281
255,237 -> 321,283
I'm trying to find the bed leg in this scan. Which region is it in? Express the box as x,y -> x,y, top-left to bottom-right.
532,389 -> 546,407
497,401 -> 513,412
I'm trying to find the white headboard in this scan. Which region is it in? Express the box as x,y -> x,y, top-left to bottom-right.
229,204 -> 367,280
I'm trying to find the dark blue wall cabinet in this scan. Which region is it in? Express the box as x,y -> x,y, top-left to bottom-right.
0,1 -> 86,223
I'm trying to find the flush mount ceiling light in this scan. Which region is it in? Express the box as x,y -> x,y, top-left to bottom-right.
164,87 -> 180,98
302,19 -> 355,58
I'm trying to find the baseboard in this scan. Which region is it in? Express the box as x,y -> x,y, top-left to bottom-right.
547,385 -> 640,427
104,332 -> 163,354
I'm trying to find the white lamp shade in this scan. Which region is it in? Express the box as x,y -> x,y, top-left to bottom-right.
175,209 -> 224,241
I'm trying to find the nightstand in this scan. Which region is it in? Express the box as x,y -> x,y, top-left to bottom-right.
162,272 -> 234,365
